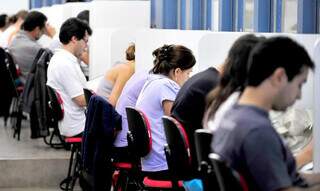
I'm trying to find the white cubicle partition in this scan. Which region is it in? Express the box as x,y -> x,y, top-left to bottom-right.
90,0 -> 150,29
89,28 -> 137,79
88,0 -> 150,79
313,38 -> 320,172
47,3 -> 89,34
135,29 -> 212,73
36,3 -> 90,48
198,32 -> 247,71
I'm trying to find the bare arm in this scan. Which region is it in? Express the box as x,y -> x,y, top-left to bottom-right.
108,66 -> 133,106
278,173 -> 320,191
162,100 -> 174,116
72,94 -> 86,107
44,23 -> 56,38
279,185 -> 320,191
295,139 -> 313,169
301,173 -> 320,187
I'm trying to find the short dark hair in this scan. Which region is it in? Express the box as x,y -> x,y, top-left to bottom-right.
151,44 -> 196,75
59,17 -> 92,45
21,11 -> 47,32
0,14 -> 8,28
247,36 -> 314,87
76,10 -> 89,24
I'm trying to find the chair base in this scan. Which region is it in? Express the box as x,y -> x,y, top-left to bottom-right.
60,138 -> 82,191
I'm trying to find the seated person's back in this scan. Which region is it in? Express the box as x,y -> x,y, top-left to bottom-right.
171,67 -> 220,171
212,104 -> 308,190
96,43 -> 135,106
47,18 -> 92,137
9,11 -> 47,84
136,44 -> 195,176
114,70 -> 149,148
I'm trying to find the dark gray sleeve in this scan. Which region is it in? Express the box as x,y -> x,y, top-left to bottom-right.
242,128 -> 292,191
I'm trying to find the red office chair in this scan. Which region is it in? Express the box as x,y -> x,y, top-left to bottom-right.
194,129 -> 219,190
4,50 -> 24,140
126,107 -> 184,190
209,153 -> 249,191
61,137 -> 82,191
83,88 -> 94,105
47,85 -> 82,191
46,85 -> 66,148
162,116 -> 196,189
105,105 -> 141,191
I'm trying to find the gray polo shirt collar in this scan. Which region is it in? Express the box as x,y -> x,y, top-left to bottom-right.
18,30 -> 36,42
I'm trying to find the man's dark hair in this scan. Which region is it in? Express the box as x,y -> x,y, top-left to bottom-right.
0,14 -> 8,28
59,17 -> 92,45
21,11 -> 47,32
246,36 -> 314,87
77,10 -> 89,24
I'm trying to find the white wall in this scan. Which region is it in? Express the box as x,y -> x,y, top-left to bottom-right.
37,2 -> 89,35
312,38 -> 320,172
88,0 -> 150,79
135,29 -> 211,74
90,28 -> 137,79
0,0 -> 29,15
90,0 -> 150,29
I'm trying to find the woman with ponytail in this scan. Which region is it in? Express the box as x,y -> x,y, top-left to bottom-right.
136,44 -> 195,179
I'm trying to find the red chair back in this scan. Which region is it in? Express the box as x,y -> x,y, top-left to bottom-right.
47,85 -> 64,121
162,116 -> 192,179
209,153 -> 249,191
126,106 -> 152,158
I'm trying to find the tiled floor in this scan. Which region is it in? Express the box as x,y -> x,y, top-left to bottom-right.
0,117 -> 72,189
0,118 -> 69,160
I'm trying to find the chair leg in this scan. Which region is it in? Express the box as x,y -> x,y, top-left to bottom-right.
43,125 -> 66,149
65,144 -> 76,191
70,146 -> 82,190
114,170 -> 130,191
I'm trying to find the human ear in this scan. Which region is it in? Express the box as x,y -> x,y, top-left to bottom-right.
71,36 -> 78,43
271,67 -> 287,86
174,68 -> 182,76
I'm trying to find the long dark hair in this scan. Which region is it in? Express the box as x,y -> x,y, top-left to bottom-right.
205,34 -> 266,121
151,44 -> 196,75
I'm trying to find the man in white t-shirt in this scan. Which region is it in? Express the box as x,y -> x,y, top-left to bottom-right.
47,18 -> 92,137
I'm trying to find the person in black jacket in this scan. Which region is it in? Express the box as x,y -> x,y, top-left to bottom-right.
82,95 -> 121,191
171,67 -> 220,174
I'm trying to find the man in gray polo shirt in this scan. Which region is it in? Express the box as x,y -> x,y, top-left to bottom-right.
9,11 -> 55,84
212,37 -> 320,191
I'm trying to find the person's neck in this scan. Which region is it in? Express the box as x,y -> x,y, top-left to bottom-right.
25,30 -> 36,41
215,63 -> 224,74
238,86 -> 274,112
128,60 -> 135,69
62,44 -> 76,57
